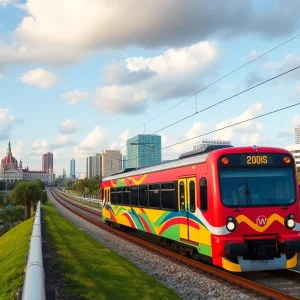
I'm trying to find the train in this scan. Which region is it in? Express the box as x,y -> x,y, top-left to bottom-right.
100,145 -> 300,272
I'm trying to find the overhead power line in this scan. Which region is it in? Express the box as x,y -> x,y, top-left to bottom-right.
122,101 -> 300,165
135,32 -> 300,129
152,65 -> 300,134
110,32 -> 300,153
113,63 -> 300,153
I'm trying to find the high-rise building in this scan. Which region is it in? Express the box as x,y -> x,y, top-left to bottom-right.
70,158 -> 75,178
85,154 -> 102,178
42,152 -> 53,172
295,125 -> 300,144
102,150 -> 122,177
62,168 -> 66,178
126,134 -> 161,169
86,156 -> 93,178
92,153 -> 102,178
193,139 -> 231,150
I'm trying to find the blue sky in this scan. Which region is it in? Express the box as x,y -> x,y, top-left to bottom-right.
0,0 -> 299,177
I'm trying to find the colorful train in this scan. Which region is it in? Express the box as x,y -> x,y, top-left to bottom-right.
101,145 -> 300,272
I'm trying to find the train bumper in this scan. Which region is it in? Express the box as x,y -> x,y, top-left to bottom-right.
222,253 -> 298,272
222,239 -> 300,272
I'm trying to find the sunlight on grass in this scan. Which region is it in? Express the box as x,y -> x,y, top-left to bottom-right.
0,217 -> 34,300
44,201 -> 180,300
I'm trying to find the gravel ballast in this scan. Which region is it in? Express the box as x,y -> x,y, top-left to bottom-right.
48,191 -> 265,300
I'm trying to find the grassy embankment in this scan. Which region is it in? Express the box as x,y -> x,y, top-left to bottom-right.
0,217 -> 34,300
43,201 -> 180,300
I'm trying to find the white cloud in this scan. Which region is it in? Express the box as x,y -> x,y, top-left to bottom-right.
29,139 -> 49,156
73,126 -> 105,158
0,0 -> 16,7
51,135 -> 76,149
0,72 -> 4,79
0,108 -> 16,140
61,90 -> 89,105
95,85 -> 148,115
292,115 -> 300,126
110,129 -> 130,153
19,68 -> 57,88
277,114 -> 300,139
171,122 -> 208,153
0,1 -> 298,68
214,102 -> 264,143
95,41 -> 219,115
265,54 -> 300,79
59,120 -> 80,134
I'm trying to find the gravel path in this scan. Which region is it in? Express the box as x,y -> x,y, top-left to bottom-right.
48,191 -> 265,300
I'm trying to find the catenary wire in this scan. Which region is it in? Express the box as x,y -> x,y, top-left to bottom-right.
112,33 -> 300,152
133,32 -> 300,129
110,101 -> 300,165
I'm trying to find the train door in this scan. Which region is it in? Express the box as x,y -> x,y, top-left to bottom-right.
178,177 -> 198,245
104,188 -> 110,219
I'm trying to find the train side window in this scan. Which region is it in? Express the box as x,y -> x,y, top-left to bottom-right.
123,187 -> 130,205
179,182 -> 185,212
110,188 -> 116,204
131,187 -> 138,206
161,183 -> 175,210
139,185 -> 148,207
189,181 -> 196,213
149,184 -> 161,208
200,178 -> 208,212
116,187 -> 122,204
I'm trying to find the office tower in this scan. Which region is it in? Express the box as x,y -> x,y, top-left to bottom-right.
42,152 -> 53,172
126,134 -> 161,168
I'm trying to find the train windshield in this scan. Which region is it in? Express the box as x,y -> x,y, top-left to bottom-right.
219,168 -> 296,207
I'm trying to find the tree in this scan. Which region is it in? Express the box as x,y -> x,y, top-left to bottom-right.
26,181 -> 43,212
10,181 -> 43,219
35,178 -> 45,190
11,181 -> 30,219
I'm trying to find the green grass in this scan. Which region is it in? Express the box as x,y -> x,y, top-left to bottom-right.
43,201 -> 180,300
0,217 -> 34,300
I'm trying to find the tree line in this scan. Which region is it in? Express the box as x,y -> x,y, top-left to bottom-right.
63,177 -> 101,198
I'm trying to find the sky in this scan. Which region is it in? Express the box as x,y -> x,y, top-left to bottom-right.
0,0 -> 300,177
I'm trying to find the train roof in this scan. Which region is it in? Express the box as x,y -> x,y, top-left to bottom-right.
103,145 -> 232,181
103,145 -> 291,181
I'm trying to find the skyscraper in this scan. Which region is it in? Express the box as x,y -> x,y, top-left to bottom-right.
295,125 -> 300,144
86,156 -> 93,178
102,150 -> 122,177
126,134 -> 161,168
42,152 -> 53,172
70,158 -> 75,178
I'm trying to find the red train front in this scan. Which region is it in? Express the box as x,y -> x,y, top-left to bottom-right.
207,146 -> 300,271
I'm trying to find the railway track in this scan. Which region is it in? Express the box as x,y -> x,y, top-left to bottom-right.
49,188 -> 300,300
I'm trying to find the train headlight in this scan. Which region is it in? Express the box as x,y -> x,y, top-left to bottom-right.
285,214 -> 296,229
226,217 -> 238,232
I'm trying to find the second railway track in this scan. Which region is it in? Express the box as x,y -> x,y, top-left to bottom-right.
50,188 -> 300,300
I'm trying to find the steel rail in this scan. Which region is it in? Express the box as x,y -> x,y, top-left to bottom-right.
22,201 -> 46,300
50,189 -> 299,300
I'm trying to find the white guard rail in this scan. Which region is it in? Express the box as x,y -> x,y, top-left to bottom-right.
22,201 -> 46,300
58,190 -> 103,208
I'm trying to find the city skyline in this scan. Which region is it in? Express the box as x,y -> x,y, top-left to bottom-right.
0,1 -> 300,174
